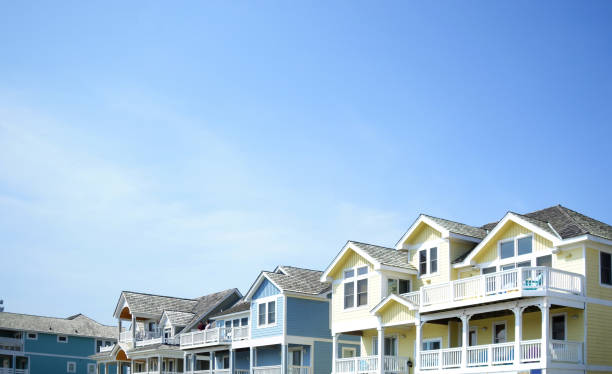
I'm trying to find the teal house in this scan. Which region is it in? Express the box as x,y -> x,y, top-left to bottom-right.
0,312 -> 116,374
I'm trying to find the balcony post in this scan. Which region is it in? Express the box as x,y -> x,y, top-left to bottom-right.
377,326 -> 384,374
249,347 -> 254,374
460,314 -> 471,368
415,317 -> 422,373
211,351 -> 216,374
131,316 -> 136,342
512,306 -> 524,366
332,333 -> 338,374
281,344 -> 287,374
230,349 -> 234,374
540,301 -> 550,367
118,319 -> 122,341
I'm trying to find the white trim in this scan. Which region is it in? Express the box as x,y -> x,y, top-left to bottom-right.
598,249 -> 612,288
26,332 -> 37,340
341,265 -> 370,310
469,327 -> 478,346
245,273 -> 284,301
57,335 -> 68,343
256,298 -> 278,328
341,347 -> 357,358
87,363 -> 96,374
551,312 -> 567,341
421,337 -> 442,351
67,361 -> 76,373
321,242 -> 380,281
418,246 -> 439,278
370,294 -> 417,315
394,215 -> 451,249
492,321 -> 507,344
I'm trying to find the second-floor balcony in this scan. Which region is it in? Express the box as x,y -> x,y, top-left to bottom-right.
0,337 -> 23,352
180,326 -> 250,349
405,267 -> 584,312
119,330 -> 180,347
335,355 -> 411,374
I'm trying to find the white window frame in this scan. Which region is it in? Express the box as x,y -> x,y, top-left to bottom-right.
67,361 -> 76,373
599,249 -> 612,288
492,321 -> 507,344
469,327 -> 478,346
498,235 -> 533,261
342,265 -> 369,311
418,247 -> 439,278
421,338 -> 442,351
57,335 -> 68,343
551,312 -> 567,341
372,334 -> 399,356
288,347 -> 304,366
341,347 -> 357,358
256,296 -> 278,328
87,363 -> 96,374
386,277 -> 411,296
26,332 -> 38,340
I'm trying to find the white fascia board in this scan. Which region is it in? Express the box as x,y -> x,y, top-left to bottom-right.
459,213 -> 561,266
283,291 -> 328,301
379,264 -> 417,275
320,242 -> 380,281
212,310 -> 250,321
394,215 -> 450,250
113,293 -> 128,319
244,273 -> 283,301
370,294 -> 417,315
448,232 -> 483,243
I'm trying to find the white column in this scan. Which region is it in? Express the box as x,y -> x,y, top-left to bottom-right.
415,319 -> 422,373
281,344 -> 287,374
377,326 -> 384,374
211,351 -> 215,374
460,315 -> 471,368
117,362 -> 121,374
332,334 -> 338,374
250,347 -> 255,374
146,358 -> 149,373
159,355 -> 162,374
230,350 -> 234,374
131,316 -> 137,341
130,360 -> 134,374
105,362 -> 109,374
513,307 -> 524,366
118,320 -> 122,341
540,302 -> 550,367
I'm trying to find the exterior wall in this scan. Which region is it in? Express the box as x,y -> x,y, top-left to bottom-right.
254,279 -> 281,299
250,295 -> 284,339
410,239 -> 450,287
286,297 -> 331,339
403,224 -> 442,247
587,303 -> 612,366
378,301 -> 416,326
235,350 -> 250,370
472,221 -> 552,264
450,239 -> 477,281
586,246 -> 612,299
337,342 -> 361,358
255,345 -> 281,366
23,332 -> 100,374
313,341 -> 332,374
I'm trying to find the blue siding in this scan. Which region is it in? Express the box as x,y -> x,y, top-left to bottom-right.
286,297 -> 330,338
250,296 -> 284,339
25,333 -> 95,356
253,279 -> 280,299
235,350 -> 250,370
28,353 -> 96,374
339,334 -> 360,342
256,346 -> 281,366
313,341 -> 332,374
288,344 -> 311,366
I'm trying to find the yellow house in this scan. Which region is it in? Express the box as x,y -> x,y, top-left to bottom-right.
321,205 -> 612,374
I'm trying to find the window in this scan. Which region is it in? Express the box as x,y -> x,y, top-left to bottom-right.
344,269 -> 354,279
26,332 -> 37,340
373,336 -> 398,355
517,260 -> 531,268
57,335 -> 68,343
67,362 -> 76,373
344,282 -> 355,309
387,279 -> 410,296
357,279 -> 368,306
222,355 -> 230,369
357,266 -> 368,276
536,255 -> 552,267
517,237 -> 532,256
258,303 -> 266,325
419,250 -> 427,275
241,317 -> 249,326
342,347 -> 356,358
430,247 -> 438,273
552,314 -> 566,341
267,301 -> 276,324
500,263 -> 515,271
257,300 -> 276,326
500,241 -> 515,259
289,349 -> 303,366
88,363 -> 96,374
493,322 -> 506,344
225,321 -> 232,330
422,339 -> 441,351
232,319 -> 240,327
482,266 -> 496,274
601,252 -> 612,286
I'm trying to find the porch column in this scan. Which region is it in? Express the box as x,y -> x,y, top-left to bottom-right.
540,302 -> 550,367
117,362 -> 121,374
12,355 -> 16,371
211,351 -> 215,374
332,333 -> 338,374
230,350 -> 234,374
377,326 -> 384,374
159,355 -> 162,374
130,360 -> 134,374
118,320 -> 122,341
415,318 -> 423,373
460,314 -> 471,368
105,362 -> 109,374
146,357 -> 149,373
281,344 -> 287,374
131,315 -> 137,341
513,306 -> 525,366
250,347 -> 255,374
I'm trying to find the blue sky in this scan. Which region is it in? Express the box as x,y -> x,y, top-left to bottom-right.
1,1 -> 611,325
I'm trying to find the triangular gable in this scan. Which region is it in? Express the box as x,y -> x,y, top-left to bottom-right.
320,242 -> 378,281
394,215 -> 449,249
457,212 -> 561,267
370,294 -> 418,315
244,272 -> 283,301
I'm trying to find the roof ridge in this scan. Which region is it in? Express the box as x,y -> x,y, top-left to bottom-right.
0,311 -> 115,328
555,205 -> 589,234
422,214 -> 487,231
279,265 -> 324,273
511,211 -> 551,225
349,240 -> 395,251
122,290 -> 197,301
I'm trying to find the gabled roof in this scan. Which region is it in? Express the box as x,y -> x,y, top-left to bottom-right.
117,291 -> 198,318
245,266 -> 331,300
395,214 -> 486,249
162,310 -> 196,327
210,300 -> 251,319
321,241 -> 417,281
370,293 -> 418,316
0,312 -> 117,340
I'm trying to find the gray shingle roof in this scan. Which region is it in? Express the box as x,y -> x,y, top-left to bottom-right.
122,292 -> 197,317
0,312 -> 117,340
184,289 -> 239,328
210,300 -> 251,318
423,215 -> 488,239
263,266 -> 331,295
349,241 -> 416,271
163,311 -> 196,327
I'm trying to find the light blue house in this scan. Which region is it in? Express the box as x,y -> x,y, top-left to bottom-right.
0,312 -> 116,374
180,265 -> 360,374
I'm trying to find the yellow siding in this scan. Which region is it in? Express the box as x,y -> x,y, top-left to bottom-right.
404,224 -> 442,246
473,221 -> 552,264
588,303 -> 612,366
329,249 -> 371,280
553,246 -> 585,275
410,240 -> 450,287
586,246 -> 612,299
450,240 -> 477,281
378,300 -> 416,325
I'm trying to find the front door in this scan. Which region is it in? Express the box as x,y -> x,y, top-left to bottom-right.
469,328 -> 477,346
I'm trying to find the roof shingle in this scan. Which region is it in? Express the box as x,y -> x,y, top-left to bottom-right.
0,312 -> 117,340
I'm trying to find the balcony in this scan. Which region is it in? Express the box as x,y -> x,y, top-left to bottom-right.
99,344 -> 115,353
0,370 -> 28,374
335,356 -> 411,374
411,267 -> 584,312
288,366 -> 310,374
0,337 -> 23,352
419,339 -> 582,371
180,326 -> 250,349
252,366 -> 281,374
134,331 -> 180,347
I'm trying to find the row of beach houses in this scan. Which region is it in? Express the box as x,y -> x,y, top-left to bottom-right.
2,204 -> 612,374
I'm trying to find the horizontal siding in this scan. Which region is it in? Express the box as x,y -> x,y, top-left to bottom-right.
286,297 -> 331,338
586,246 -> 612,299
24,333 -> 95,357
255,346 -> 281,366
588,303 -> 612,366
554,246 -> 585,275
473,221 -> 552,264
313,341 -> 332,374
251,296 -> 284,339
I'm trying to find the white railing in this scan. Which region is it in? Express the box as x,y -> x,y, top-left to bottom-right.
420,349 -> 461,370
0,337 -> 23,351
420,351 -> 440,370
213,369 -> 231,374
236,370 -> 250,374
440,348 -> 461,369
336,358 -> 357,373
520,340 -> 541,362
288,366 -> 310,374
99,344 -> 115,352
0,370 -> 29,374
401,291 -> 420,306
335,356 -> 378,374
119,330 -> 133,342
136,336 -> 180,347
232,326 -> 250,341
420,267 -> 584,307
180,327 -> 231,348
253,366 -> 282,374
551,340 -> 582,363
382,356 -> 410,373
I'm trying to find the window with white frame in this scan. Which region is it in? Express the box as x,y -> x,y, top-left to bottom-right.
499,235 -> 532,260
387,278 -> 410,296
57,335 -> 68,343
257,300 -> 276,326
87,363 -> 96,374
493,322 -> 506,343
67,361 -> 76,373
343,266 -> 368,309
342,347 -> 356,358
552,314 -> 566,341
26,332 -> 37,340
418,247 -> 437,276
601,251 -> 612,286
372,336 -> 397,356
421,338 -> 441,351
